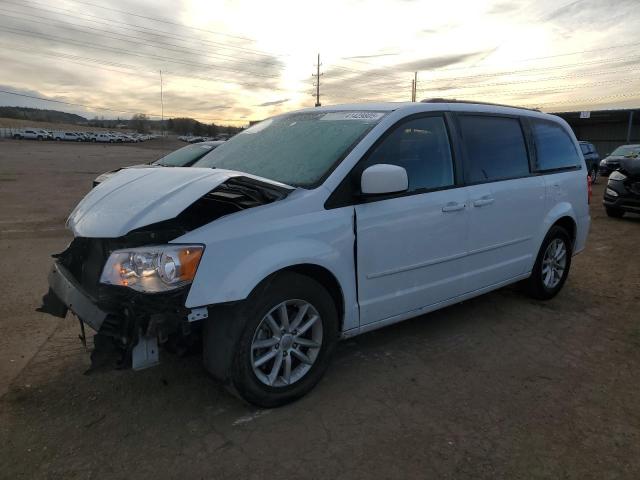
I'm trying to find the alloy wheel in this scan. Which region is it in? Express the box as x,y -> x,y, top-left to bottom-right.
542,238 -> 567,289
250,299 -> 323,388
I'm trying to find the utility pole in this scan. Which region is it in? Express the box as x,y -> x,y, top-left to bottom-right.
312,53 -> 323,107
412,71 -> 418,102
159,69 -> 164,140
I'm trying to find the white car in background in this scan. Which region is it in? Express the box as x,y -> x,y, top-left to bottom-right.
13,129 -> 49,140
53,132 -> 83,142
41,101 -> 590,407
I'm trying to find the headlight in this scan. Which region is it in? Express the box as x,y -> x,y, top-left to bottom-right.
609,170 -> 627,181
605,188 -> 619,197
100,244 -> 204,292
600,160 -> 607,166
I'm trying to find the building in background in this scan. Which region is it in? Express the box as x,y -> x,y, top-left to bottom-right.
556,108 -> 639,156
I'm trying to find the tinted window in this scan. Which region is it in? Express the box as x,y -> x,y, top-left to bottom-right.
531,119 -> 580,170
357,116 -> 454,192
458,115 -> 529,183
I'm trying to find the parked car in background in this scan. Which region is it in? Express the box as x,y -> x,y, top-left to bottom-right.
41,102 -> 590,407
53,132 -> 83,142
92,140 -> 225,186
603,157 -> 640,218
90,133 -> 111,143
13,129 -> 48,140
579,141 -> 600,183
599,144 -> 640,176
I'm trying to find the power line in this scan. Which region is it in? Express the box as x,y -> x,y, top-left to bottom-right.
0,9 -> 282,70
63,0 -> 256,43
0,43 -> 309,95
0,25 -> 283,80
4,0 -> 280,59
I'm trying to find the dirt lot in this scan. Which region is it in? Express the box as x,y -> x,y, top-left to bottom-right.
1,139 -> 639,479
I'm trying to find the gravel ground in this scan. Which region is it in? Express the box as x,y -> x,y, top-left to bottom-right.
1,139 -> 639,479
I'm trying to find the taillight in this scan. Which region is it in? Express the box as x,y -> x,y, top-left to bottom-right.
587,174 -> 592,204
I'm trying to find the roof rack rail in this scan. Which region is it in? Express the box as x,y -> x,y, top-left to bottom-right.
420,98 -> 540,112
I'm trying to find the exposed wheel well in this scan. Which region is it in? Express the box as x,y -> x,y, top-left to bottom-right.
552,216 -> 577,248
274,264 -> 345,331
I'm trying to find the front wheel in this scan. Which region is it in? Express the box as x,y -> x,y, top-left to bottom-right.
523,226 -> 572,300
224,272 -> 338,407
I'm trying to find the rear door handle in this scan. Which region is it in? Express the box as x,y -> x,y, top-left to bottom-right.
472,196 -> 495,207
442,202 -> 465,212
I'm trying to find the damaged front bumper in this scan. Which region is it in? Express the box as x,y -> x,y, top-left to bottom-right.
40,261 -> 107,329
40,256 -> 199,371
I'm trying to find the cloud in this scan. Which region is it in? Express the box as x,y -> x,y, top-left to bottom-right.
342,53 -> 399,60
256,98 -> 290,107
487,1 -> 523,15
322,49 -> 496,102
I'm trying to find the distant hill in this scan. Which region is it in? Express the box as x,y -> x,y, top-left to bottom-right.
0,107 -> 87,124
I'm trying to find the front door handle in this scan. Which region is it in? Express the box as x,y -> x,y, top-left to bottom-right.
442,202 -> 465,212
472,196 -> 495,207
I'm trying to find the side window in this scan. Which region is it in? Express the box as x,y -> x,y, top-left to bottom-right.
580,144 -> 589,155
531,119 -> 580,171
358,116 -> 454,192
458,115 -> 530,183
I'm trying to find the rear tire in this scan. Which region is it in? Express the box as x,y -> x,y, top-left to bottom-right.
606,206 -> 624,218
206,272 -> 339,407
523,226 -> 572,300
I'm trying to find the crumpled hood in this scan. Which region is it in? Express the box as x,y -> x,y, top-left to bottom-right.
68,167 -> 291,237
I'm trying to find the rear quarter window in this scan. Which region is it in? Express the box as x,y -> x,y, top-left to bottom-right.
531,119 -> 580,171
458,115 -> 530,183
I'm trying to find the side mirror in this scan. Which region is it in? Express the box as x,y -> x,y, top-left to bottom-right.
361,164 -> 408,195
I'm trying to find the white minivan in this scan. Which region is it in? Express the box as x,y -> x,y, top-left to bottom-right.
40,101 -> 590,406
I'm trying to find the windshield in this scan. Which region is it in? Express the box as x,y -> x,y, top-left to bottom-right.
153,143 -> 220,167
611,145 -> 640,157
193,110 -> 386,187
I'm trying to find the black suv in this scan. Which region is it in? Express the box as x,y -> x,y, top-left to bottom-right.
579,141 -> 600,183
599,144 -> 640,177
603,158 -> 640,217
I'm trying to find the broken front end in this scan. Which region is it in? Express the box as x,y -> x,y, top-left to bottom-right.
40,233 -> 205,371
38,168 -> 292,371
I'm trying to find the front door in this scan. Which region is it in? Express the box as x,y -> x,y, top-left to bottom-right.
354,115 -> 469,325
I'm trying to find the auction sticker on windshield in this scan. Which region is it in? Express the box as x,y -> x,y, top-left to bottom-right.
320,112 -> 386,121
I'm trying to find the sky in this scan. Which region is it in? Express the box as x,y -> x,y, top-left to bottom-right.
0,0 -> 639,125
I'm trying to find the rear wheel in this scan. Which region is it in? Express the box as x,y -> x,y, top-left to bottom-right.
220,272 -> 338,407
606,206 -> 624,218
523,226 -> 572,300
589,166 -> 598,184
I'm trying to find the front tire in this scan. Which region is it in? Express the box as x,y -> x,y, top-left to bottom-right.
523,226 -> 572,300
220,272 -> 338,407
606,206 -> 624,218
